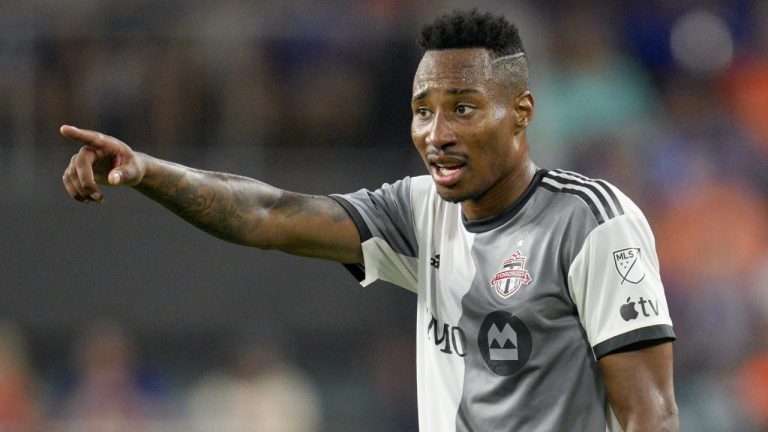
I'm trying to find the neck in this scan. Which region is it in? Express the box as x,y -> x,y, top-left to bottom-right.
461,159 -> 537,221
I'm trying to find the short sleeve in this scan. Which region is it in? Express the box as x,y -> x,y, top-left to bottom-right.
567,211 -> 675,359
330,178 -> 419,292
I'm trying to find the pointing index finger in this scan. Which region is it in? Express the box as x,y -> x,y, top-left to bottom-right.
60,125 -> 109,148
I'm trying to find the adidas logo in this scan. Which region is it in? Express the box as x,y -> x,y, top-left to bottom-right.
430,254 -> 440,269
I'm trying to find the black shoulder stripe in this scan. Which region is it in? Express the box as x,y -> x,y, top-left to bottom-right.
552,169 -> 624,217
593,179 -> 624,216
540,182 -> 605,225
545,172 -> 615,219
553,169 -> 588,181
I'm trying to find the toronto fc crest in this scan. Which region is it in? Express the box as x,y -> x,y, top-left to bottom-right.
490,250 -> 533,299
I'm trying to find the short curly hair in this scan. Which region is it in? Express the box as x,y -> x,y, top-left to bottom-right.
418,9 -> 525,58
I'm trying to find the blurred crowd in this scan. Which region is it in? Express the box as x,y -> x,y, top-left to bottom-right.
1,0 -> 767,431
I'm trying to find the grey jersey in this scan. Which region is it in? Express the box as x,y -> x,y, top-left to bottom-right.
331,169 -> 675,432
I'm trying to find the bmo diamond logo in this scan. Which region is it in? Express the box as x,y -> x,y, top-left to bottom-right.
488,323 -> 518,360
490,251 -> 533,299
478,311 -> 532,376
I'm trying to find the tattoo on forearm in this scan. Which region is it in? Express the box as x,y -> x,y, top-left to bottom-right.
139,169 -> 254,242
155,175 -> 213,217
138,167 -> 349,246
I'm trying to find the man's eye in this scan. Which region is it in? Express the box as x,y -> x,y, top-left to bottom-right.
456,104 -> 475,115
416,107 -> 432,118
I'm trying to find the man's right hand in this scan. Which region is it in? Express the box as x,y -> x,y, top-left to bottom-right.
59,125 -> 363,263
60,125 -> 147,203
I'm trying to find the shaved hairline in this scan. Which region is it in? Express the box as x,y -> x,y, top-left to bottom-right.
492,52 -> 525,62
490,52 -> 529,98
413,48 -> 529,101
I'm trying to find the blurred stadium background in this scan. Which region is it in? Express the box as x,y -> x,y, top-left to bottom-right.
0,0 -> 767,430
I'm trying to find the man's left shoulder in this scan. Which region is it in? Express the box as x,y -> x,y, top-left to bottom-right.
540,169 -> 645,223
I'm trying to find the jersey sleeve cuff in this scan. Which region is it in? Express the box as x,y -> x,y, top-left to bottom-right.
329,195 -> 370,283
592,324 -> 676,359
329,195 -> 372,241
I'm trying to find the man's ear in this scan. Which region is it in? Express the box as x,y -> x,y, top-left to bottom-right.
514,91 -> 534,128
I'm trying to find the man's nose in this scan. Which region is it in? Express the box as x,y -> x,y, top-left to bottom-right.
425,112 -> 457,149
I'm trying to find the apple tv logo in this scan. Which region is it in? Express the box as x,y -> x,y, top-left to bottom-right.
620,297 -> 660,321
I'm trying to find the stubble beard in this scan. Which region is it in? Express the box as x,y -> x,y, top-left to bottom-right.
435,184 -> 486,204
435,171 -> 510,208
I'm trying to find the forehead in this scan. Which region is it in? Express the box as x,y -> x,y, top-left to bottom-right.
413,48 -> 495,94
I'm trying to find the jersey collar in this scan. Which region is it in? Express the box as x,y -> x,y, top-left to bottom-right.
461,169 -> 547,233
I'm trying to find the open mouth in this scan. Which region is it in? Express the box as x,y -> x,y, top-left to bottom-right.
430,162 -> 466,187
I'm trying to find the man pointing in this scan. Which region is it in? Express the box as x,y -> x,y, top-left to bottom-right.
62,10 -> 678,431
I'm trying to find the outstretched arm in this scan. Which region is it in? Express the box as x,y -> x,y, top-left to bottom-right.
599,341 -> 679,432
60,125 -> 363,263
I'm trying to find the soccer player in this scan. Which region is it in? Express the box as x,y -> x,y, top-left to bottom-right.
60,10 -> 679,432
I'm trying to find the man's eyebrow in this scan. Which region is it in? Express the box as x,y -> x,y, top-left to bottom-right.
447,87 -> 480,96
412,87 -> 480,102
412,90 -> 428,102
